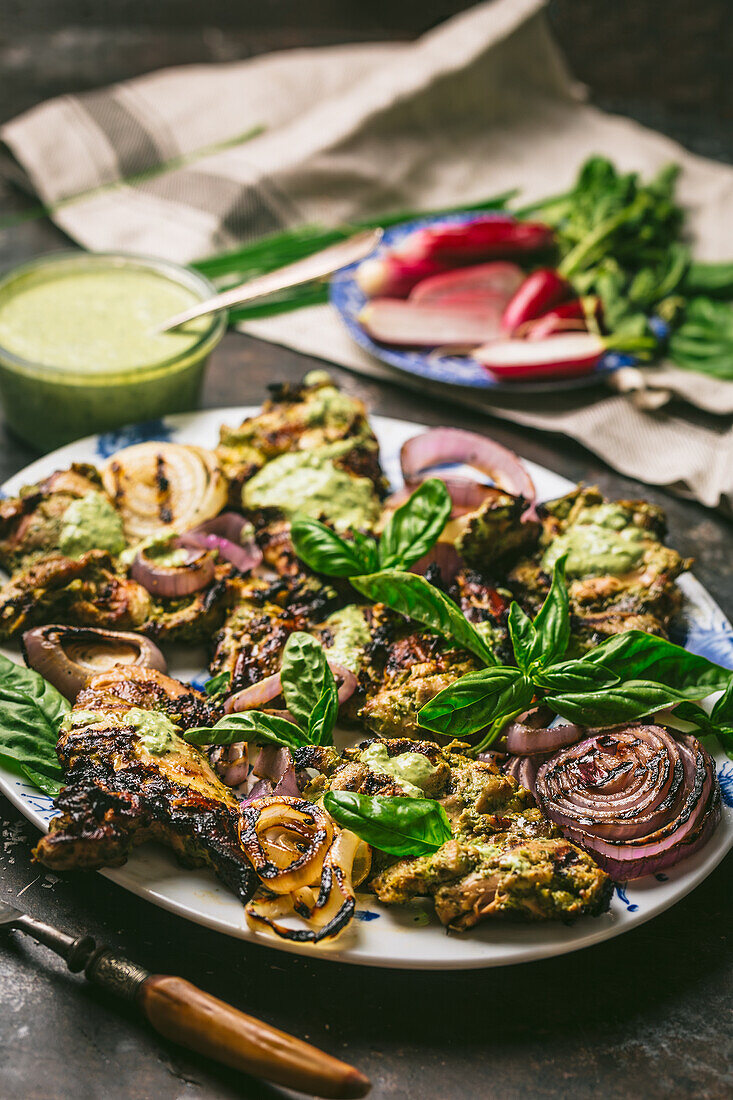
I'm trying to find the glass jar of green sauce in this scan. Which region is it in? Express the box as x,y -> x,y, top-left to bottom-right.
0,252 -> 226,450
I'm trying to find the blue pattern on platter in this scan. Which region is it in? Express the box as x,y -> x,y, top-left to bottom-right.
95,417 -> 174,458
329,211 -> 625,394
614,883 -> 639,913
719,763 -> 733,808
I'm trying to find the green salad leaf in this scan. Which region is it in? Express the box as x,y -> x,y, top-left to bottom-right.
324,790 -> 452,857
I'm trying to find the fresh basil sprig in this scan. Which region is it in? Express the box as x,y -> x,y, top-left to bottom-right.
323,790 -> 452,857
203,670 -> 231,697
417,556 -> 733,753
187,632 -> 339,750
672,679 -> 733,761
0,654 -> 67,796
291,478 -> 451,577
350,569 -> 495,666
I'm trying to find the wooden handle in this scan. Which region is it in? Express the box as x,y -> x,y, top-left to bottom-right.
138,974 -> 370,1098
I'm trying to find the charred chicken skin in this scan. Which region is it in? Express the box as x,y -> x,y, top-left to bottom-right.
33,666 -> 258,903
299,738 -> 612,929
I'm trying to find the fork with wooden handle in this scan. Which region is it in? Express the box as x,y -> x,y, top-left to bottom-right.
0,899 -> 370,1098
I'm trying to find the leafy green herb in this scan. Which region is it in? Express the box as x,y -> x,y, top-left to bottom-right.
203,670 -> 231,697
350,570 -> 496,666
525,553 -> 570,668
673,678 -> 733,760
544,680 -> 708,727
584,630 -> 732,697
0,654 -> 68,796
670,297 -> 733,379
378,479 -> 452,570
291,479 -> 451,578
187,632 -> 339,750
323,790 -> 452,857
418,667 -> 533,739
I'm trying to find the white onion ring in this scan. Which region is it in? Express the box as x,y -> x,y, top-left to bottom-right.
239,796 -> 334,894
400,428 -> 536,511
131,547 -> 215,599
535,726 -> 720,879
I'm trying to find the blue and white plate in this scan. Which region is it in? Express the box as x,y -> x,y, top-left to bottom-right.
0,410 -> 730,969
330,212 -> 631,394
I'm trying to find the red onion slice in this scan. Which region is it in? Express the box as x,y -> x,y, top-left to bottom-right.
505,722 -> 582,755
534,726 -> 721,879
400,428 -> 536,512
180,512 -> 262,573
223,659 -> 357,716
131,547 -> 215,598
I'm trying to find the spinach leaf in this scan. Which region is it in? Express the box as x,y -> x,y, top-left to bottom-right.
585,630 -> 731,697
323,790 -> 452,857
290,516 -> 374,577
418,667 -> 533,738
531,554 -> 570,667
308,681 -> 339,747
545,680 -> 705,727
0,654 -> 67,796
185,711 -> 308,752
203,670 -> 231,697
280,631 -> 335,735
350,570 -> 496,666
378,479 -> 452,570
533,659 -> 619,693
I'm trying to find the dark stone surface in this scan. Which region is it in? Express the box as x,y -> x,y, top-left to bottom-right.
0,4 -> 732,1099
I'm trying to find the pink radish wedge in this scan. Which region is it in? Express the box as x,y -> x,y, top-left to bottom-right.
358,298 -> 504,347
474,333 -> 605,381
501,268 -> 572,334
410,262 -> 524,305
355,255 -> 449,298
522,297 -> 601,340
396,219 -> 554,263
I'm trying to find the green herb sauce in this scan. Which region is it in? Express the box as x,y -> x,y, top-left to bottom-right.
62,707 -> 180,755
59,492 -> 126,558
360,742 -> 438,798
542,503 -> 647,578
321,606 -> 371,673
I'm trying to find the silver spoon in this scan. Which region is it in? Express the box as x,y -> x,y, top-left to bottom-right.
157,226 -> 383,332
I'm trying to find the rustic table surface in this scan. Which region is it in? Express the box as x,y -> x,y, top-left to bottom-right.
1,4 -> 732,1099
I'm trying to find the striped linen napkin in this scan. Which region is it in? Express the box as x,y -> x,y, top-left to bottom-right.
3,0 -> 733,511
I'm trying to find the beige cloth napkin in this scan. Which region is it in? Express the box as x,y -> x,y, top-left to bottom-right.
3,0 -> 733,511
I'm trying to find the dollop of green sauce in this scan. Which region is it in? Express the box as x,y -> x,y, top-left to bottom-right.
62,706 -> 179,755
322,606 -> 371,673
542,503 -> 647,578
59,492 -> 126,558
242,443 -> 380,532
360,742 -> 438,798
120,532 -> 188,569
303,384 -> 357,429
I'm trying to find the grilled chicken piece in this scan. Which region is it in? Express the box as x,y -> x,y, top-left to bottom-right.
34,666 -> 257,903
0,551 -> 151,640
455,487 -> 541,572
0,465 -> 103,573
216,371 -> 387,499
141,562 -> 239,645
508,487 -> 690,650
308,738 -> 611,928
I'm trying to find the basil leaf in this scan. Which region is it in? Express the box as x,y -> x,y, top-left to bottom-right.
533,659 -> 620,693
203,670 -> 231,697
507,602 -> 540,672
585,630 -> 732,696
675,700 -> 733,760
308,681 -> 338,747
324,790 -> 452,857
531,554 -> 570,667
711,678 -> 733,725
280,631 -> 334,734
291,516 -> 372,577
351,529 -> 380,574
418,667 -> 533,737
378,479 -> 452,570
546,679 -> 706,727
185,711 -> 308,751
351,570 -> 496,665
0,654 -> 67,795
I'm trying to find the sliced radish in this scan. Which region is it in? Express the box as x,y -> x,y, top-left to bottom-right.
409,262 -> 524,305
355,255 -> 449,298
358,299 -> 504,347
501,268 -> 572,334
474,333 -> 605,381
396,218 -> 554,263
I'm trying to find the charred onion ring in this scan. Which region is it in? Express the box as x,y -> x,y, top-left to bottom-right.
534,725 -> 721,879
239,796 -> 334,894
505,722 -> 583,755
179,512 -> 262,573
224,662 -> 357,715
22,624 -> 167,701
131,546 -> 216,598
400,428 -> 536,513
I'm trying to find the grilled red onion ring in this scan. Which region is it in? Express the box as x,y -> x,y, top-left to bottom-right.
534,725 -> 721,879
22,625 -> 167,701
223,662 -> 357,715
400,428 -> 536,513
179,512 -> 262,573
505,722 -> 582,755
131,546 -> 215,598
